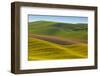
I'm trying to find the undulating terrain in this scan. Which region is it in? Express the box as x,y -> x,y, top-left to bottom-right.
28,21 -> 88,61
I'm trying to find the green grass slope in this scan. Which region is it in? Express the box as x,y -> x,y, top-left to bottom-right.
28,37 -> 87,60
28,21 -> 88,43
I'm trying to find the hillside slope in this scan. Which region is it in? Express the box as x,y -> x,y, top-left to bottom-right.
28,21 -> 88,43
28,37 -> 87,60
28,20 -> 88,60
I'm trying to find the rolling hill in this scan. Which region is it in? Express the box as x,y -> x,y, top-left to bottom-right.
28,21 -> 88,43
28,20 -> 88,60
28,37 -> 87,60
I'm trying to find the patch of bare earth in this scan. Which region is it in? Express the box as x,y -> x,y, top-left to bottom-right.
29,34 -> 79,45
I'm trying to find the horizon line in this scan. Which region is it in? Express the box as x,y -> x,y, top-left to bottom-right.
28,20 -> 88,24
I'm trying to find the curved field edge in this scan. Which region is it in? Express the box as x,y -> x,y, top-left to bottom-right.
28,37 -> 87,61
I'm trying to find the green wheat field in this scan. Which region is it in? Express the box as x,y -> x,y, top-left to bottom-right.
28,20 -> 88,61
